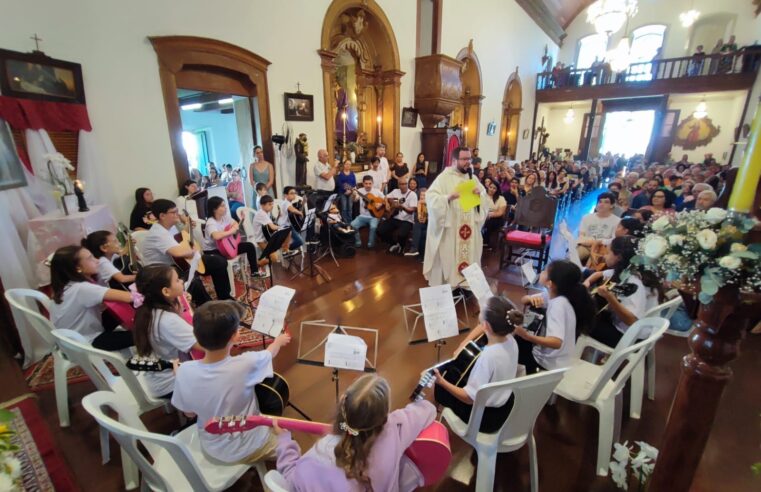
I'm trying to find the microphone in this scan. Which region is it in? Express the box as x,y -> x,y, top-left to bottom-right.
467,166 -> 473,180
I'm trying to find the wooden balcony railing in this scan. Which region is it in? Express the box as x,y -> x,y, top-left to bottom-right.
536,47 -> 761,91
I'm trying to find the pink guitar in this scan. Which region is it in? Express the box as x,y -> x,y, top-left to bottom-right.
204,414 -> 451,487
105,293 -> 194,332
216,223 -> 241,259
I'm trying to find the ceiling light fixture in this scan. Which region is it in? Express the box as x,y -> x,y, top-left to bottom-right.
693,100 -> 708,119
587,0 -> 638,36
217,98 -> 234,105
564,107 -> 575,124
679,9 -> 700,28
180,103 -> 202,111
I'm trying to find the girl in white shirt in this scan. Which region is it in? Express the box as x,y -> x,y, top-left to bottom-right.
203,196 -> 268,278
81,231 -> 136,287
435,296 -> 521,433
590,236 -> 662,348
50,245 -> 134,350
133,265 -> 202,398
513,259 -> 596,373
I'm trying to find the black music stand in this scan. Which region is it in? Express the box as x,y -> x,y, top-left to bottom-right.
290,209 -> 331,282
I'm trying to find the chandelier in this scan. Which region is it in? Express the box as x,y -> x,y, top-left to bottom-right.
693,100 -> 708,119
564,107 -> 575,124
587,0 -> 638,35
608,38 -> 631,72
679,9 -> 700,28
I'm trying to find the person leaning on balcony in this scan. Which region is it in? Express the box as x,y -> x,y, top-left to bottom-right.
689,45 -> 706,76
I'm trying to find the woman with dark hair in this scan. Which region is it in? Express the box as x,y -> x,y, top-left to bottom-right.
513,260 -> 596,374
130,187 -> 155,231
482,181 -> 507,247
208,167 -> 220,187
546,170 -> 560,195
413,152 -> 428,188
202,196 -> 268,278
49,245 -> 134,350
642,188 -> 675,219
633,208 -> 654,223
589,236 -> 662,347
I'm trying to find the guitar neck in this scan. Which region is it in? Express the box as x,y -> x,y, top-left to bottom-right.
205,414 -> 332,436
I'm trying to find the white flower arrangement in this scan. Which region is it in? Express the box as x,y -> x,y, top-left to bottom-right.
0,409 -> 20,492
632,208 -> 761,304
610,441 -> 658,490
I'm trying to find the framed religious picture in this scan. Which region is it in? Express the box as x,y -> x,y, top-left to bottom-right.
522,129 -> 530,139
486,122 -> 497,136
0,121 -> 28,191
402,107 -> 418,127
0,49 -> 85,104
284,92 -> 314,121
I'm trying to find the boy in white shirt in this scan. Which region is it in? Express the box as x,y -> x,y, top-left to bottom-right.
252,196 -> 297,265
377,178 -> 417,254
172,301 -> 291,463
366,156 -> 386,192
276,186 -> 305,251
577,192 -> 621,263
376,145 -> 390,191
350,175 -> 384,249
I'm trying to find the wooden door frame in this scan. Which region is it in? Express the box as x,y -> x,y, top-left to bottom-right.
149,36 -> 273,192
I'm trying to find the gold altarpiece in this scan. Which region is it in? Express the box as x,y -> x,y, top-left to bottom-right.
319,0 -> 403,165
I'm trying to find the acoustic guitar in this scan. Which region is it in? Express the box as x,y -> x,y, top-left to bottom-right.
410,310 -> 523,401
116,222 -> 140,274
174,211 -> 206,274
127,355 -> 290,416
216,223 -> 241,259
591,281 -> 639,314
204,414 -> 451,487
352,189 -> 386,219
104,292 -> 194,333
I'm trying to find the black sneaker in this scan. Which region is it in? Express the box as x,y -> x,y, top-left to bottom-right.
251,269 -> 270,279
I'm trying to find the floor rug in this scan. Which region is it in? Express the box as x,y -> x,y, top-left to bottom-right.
0,394 -> 79,491
24,356 -> 90,393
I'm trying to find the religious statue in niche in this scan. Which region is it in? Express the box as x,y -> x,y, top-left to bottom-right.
674,115 -> 721,151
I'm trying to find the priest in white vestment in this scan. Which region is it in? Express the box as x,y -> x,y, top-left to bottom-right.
423,147 -> 489,287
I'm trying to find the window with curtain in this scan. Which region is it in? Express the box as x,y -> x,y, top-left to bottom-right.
576,34 -> 609,69
627,25 -> 667,81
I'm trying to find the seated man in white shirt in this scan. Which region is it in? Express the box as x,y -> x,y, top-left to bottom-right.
377,178 -> 417,254
141,199 -> 229,303
576,192 -> 621,264
350,175 -> 384,249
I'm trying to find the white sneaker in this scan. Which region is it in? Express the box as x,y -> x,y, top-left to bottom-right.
404,249 -> 419,257
389,244 -> 401,253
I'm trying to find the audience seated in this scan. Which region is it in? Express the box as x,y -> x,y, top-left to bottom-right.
129,187 -> 155,231
577,192 -> 621,264
377,178 -> 417,254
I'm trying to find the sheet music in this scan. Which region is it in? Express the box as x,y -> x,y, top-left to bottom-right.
419,285 -> 459,342
184,252 -> 202,290
302,209 -> 315,233
324,333 -> 367,371
521,260 -> 538,285
461,263 -> 493,305
251,285 -> 295,336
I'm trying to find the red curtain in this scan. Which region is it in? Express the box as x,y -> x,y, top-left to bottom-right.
0,96 -> 91,132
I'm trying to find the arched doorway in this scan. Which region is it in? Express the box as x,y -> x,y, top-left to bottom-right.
319,0 -> 404,163
150,36 -> 273,191
500,68 -> 522,160
451,44 -> 483,149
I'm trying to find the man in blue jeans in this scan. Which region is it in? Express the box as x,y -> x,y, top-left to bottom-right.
351,175 -> 384,248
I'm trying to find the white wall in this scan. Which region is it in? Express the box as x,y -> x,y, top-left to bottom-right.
560,0 -> 760,64
440,0 -> 558,163
0,0 -> 421,220
179,108 -> 241,169
668,92 -> 745,163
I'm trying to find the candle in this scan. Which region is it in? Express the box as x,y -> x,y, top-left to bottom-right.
376,114 -> 382,144
728,108 -> 761,213
464,126 -> 469,145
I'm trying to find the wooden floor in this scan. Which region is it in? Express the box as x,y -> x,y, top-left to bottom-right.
2,247 -> 760,491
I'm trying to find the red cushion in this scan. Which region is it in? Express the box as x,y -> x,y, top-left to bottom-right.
505,230 -> 550,248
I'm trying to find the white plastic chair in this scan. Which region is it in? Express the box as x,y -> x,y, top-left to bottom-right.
264,470 -> 289,492
131,230 -> 149,265
51,328 -> 167,489
441,368 -> 569,492
82,391 -> 266,492
584,297 -> 681,418
554,317 -> 669,476
5,289 -> 75,427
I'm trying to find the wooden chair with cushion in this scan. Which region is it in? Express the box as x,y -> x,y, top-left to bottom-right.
499,187 -> 558,272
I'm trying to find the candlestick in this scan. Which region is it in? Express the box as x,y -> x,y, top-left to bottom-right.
376,114 -> 382,145
74,180 -> 89,212
728,108 -> 761,213
342,111 -> 348,160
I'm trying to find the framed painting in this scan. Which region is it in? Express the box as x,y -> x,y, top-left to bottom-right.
522,129 -> 530,139
0,49 -> 85,104
401,107 -> 418,127
284,92 -> 314,121
0,121 -> 28,191
486,121 -> 497,136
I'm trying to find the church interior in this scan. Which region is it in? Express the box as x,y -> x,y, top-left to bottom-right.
0,0 -> 760,490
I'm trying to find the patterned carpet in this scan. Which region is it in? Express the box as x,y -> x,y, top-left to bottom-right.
24,356 -> 89,393
0,394 -> 79,491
